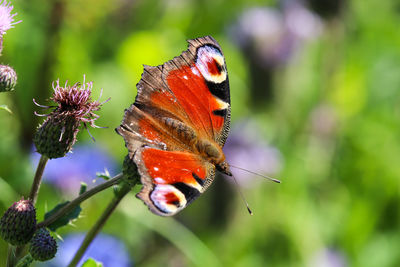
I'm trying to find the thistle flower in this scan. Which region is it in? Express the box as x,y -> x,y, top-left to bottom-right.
0,64 -> 17,92
29,228 -> 57,261
0,198 -> 36,245
0,0 -> 21,36
34,77 -> 108,159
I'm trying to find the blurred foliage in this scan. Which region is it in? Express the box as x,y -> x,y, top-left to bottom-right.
1,0 -> 400,266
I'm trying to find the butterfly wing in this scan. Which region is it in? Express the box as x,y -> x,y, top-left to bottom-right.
117,36 -> 230,215
135,147 -> 215,216
134,36 -> 231,147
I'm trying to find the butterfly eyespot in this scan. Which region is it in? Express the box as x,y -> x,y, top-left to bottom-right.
196,45 -> 227,84
150,184 -> 187,214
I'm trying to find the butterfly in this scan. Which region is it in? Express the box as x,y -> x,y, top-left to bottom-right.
117,36 -> 231,216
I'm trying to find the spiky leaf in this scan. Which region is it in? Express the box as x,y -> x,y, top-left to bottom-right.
44,201 -> 82,232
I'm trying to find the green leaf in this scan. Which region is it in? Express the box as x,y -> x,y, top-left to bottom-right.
0,104 -> 12,114
79,182 -> 87,195
45,201 -> 82,232
96,169 -> 111,180
15,254 -> 34,267
81,258 -> 103,267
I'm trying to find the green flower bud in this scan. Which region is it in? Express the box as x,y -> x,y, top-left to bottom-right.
0,65 -> 17,92
0,199 -> 36,245
34,115 -> 80,159
29,228 -> 57,261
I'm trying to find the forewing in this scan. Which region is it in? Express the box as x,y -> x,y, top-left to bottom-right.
129,36 -> 231,149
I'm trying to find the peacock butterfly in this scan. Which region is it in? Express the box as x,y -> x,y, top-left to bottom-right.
117,36 -> 231,216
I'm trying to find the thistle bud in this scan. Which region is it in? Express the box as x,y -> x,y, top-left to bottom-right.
34,77 -> 106,159
0,65 -> 17,92
34,115 -> 80,159
122,155 -> 140,186
29,228 -> 57,261
0,199 -> 36,245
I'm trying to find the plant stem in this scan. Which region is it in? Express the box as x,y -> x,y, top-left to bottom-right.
6,245 -> 15,267
67,182 -> 132,267
29,155 -> 49,204
37,173 -> 124,228
15,254 -> 34,267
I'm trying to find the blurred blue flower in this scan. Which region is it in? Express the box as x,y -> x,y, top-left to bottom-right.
224,120 -> 283,186
44,233 -> 132,267
31,143 -> 118,193
308,248 -> 347,267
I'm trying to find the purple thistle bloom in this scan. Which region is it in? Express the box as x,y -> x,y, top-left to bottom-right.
0,0 -> 21,36
46,77 -> 105,128
44,233 -> 132,267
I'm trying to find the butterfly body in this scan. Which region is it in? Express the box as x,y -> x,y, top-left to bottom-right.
117,36 -> 231,216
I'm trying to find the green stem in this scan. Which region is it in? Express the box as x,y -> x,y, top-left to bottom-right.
6,245 -> 16,267
15,254 -> 34,267
67,183 -> 132,267
37,173 -> 124,228
29,154 -> 49,205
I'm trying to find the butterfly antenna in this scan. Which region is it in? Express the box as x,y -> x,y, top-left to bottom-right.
231,173 -> 253,215
229,164 -> 281,183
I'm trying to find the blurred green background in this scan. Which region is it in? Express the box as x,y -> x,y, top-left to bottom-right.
1,0 -> 400,266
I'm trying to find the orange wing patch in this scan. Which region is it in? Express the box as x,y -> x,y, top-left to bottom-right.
136,147 -> 215,216
166,65 -> 225,138
142,148 -> 206,189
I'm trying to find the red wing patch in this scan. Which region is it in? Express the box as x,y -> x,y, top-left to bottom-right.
136,147 -> 214,216
166,65 -> 226,138
142,148 -> 206,186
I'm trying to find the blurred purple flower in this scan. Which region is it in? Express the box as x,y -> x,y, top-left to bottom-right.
224,120 -> 283,187
309,248 -> 347,267
31,143 -> 118,193
230,0 -> 322,68
0,0 -> 21,36
44,233 -> 132,267
282,0 -> 323,40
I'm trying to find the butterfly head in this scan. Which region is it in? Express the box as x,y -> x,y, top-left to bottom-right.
216,161 -> 232,176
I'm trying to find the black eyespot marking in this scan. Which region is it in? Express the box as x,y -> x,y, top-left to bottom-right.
216,61 -> 224,73
192,173 -> 205,186
206,79 -> 230,104
195,44 -> 222,60
169,200 -> 180,206
173,182 -> 200,204
213,109 -> 227,117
